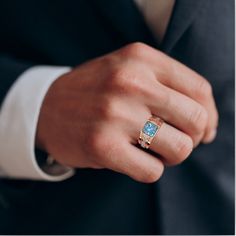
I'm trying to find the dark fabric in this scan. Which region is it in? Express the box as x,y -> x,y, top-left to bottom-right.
0,0 -> 234,234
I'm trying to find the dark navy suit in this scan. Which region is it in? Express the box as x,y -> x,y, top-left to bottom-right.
0,0 -> 234,234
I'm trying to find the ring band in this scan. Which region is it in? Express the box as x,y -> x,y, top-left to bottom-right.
138,116 -> 164,149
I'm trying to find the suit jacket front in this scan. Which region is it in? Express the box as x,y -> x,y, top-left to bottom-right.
0,0 -> 234,234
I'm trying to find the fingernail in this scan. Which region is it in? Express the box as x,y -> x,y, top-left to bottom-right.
203,129 -> 217,144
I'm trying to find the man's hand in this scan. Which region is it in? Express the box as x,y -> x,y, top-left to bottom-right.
36,42 -> 218,183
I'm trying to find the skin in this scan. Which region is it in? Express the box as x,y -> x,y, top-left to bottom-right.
36,42 -> 218,183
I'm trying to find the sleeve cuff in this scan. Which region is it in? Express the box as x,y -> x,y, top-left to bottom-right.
0,66 -> 75,181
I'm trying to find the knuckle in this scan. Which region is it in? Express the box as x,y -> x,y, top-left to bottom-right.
188,106 -> 208,134
107,66 -> 141,94
96,97 -> 118,121
138,164 -> 164,183
120,42 -> 148,58
196,79 -> 213,99
108,67 -> 130,89
173,134 -> 193,164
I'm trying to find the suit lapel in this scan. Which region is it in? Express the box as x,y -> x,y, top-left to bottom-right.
92,0 -> 206,54
161,0 -> 206,53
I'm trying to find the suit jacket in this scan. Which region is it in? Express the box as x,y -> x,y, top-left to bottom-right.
0,0 -> 234,234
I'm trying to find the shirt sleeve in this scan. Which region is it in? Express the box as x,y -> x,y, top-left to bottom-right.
0,66 -> 75,181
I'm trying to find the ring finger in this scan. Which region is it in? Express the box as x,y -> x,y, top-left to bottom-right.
129,114 -> 193,166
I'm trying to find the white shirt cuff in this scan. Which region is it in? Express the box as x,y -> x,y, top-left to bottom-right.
0,66 -> 75,181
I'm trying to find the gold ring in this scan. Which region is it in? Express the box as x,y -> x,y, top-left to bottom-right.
138,116 -> 164,149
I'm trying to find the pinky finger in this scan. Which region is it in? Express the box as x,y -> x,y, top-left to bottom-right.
103,140 -> 164,183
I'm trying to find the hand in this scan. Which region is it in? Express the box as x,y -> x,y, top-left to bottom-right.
36,42 -> 218,183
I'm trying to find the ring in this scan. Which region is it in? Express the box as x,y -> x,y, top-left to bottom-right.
138,116 -> 164,149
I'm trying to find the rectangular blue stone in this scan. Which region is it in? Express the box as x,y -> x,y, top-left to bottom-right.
142,121 -> 158,137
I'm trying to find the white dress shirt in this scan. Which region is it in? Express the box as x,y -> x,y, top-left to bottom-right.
0,0 -> 174,181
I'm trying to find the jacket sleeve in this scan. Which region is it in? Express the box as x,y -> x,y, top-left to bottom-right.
0,54 -> 32,103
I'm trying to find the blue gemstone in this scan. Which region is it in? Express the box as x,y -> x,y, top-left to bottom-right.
143,121 -> 158,137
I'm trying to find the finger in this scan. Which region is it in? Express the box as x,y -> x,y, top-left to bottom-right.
156,62 -> 218,143
101,137 -> 164,183
129,116 -> 193,166
149,122 -> 193,166
144,82 -> 208,146
127,43 -> 218,142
